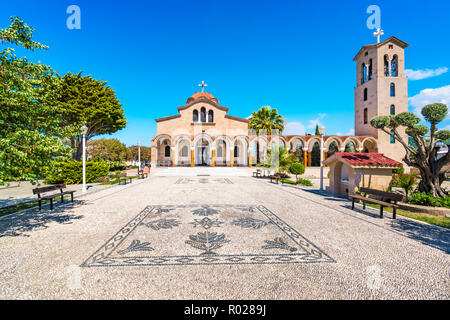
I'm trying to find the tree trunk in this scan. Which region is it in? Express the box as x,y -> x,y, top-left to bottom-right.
417,166 -> 446,197
71,135 -> 83,161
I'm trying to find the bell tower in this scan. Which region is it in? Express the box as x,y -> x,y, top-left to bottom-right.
353,36 -> 409,163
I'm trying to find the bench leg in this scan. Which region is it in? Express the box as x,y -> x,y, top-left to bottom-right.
71,193 -> 74,202
38,199 -> 42,211
363,201 -> 366,210
352,198 -> 355,209
61,194 -> 64,203
393,207 -> 396,219
50,199 -> 53,210
380,206 -> 384,219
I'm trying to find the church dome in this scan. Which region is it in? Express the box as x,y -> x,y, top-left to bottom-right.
186,92 -> 219,104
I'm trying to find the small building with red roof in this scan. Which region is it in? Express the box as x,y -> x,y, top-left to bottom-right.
323,152 -> 402,198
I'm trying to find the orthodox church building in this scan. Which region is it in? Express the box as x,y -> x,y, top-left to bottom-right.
151,36 -> 408,168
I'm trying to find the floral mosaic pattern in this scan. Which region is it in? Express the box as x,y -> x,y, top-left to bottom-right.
81,205 -> 334,267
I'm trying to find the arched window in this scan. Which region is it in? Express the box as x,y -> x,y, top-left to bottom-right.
217,146 -> 223,157
384,55 -> 389,76
193,110 -> 198,122
344,142 -> 356,153
390,83 -> 395,97
364,88 -> 368,101
165,146 -> 171,157
234,146 -> 239,157
390,130 -> 396,144
368,59 -> 373,80
181,146 -> 188,157
390,105 -> 395,115
364,108 -> 368,124
361,63 -> 366,84
200,107 -> 206,122
391,55 -> 398,77
208,110 -> 214,122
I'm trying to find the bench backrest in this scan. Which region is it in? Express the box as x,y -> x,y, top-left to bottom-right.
118,172 -> 127,177
359,187 -> 403,201
33,184 -> 66,195
142,166 -> 150,174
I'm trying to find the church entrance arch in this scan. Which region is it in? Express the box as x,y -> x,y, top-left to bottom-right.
195,139 -> 210,166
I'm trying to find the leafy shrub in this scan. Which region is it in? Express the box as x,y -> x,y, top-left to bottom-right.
409,192 -> 450,208
44,161 -> 110,184
392,167 -> 405,174
392,173 -> 417,200
288,162 -> 305,181
109,162 -> 126,171
297,178 -> 313,187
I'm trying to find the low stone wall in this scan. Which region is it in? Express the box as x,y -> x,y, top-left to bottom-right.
398,202 -> 450,217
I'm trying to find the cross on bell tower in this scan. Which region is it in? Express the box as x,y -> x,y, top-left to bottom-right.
198,80 -> 208,92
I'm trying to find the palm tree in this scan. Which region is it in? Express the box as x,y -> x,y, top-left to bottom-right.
249,106 -> 285,164
249,106 -> 285,135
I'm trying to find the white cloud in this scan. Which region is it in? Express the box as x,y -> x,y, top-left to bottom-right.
284,121 -> 306,135
307,113 -> 327,129
336,129 -> 354,136
409,85 -> 450,119
405,67 -> 448,80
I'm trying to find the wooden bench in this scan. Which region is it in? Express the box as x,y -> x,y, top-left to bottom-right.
268,173 -> 288,184
118,172 -> 133,185
137,169 -> 148,179
32,184 -> 76,210
350,187 -> 403,219
252,169 -> 262,178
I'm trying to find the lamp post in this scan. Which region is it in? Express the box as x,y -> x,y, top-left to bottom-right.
81,125 -> 88,193
137,141 -> 141,169
318,125 -> 325,192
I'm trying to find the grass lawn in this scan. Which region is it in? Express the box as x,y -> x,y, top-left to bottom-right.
0,195 -> 71,218
362,202 -> 450,229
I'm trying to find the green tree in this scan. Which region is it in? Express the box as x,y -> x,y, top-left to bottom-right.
0,17 -> 75,184
315,124 -> 320,136
249,106 -> 285,164
249,106 -> 285,135
88,138 -> 129,162
370,103 -> 449,197
57,72 -> 127,160
127,145 -> 151,162
392,173 -> 417,201
289,162 -> 305,182
266,146 -> 294,173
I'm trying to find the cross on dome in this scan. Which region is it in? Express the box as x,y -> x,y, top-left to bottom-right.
198,80 -> 208,92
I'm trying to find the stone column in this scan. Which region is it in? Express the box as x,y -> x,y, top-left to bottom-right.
248,152 -> 252,168
308,152 -> 312,167
388,58 -> 392,76
230,150 -> 234,168
171,147 -> 175,167
190,148 -> 194,167
303,148 -> 308,168
211,148 -> 215,167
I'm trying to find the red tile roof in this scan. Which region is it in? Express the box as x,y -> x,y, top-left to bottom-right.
335,152 -> 402,167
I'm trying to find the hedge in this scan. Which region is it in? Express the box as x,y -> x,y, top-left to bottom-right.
44,161 -> 110,184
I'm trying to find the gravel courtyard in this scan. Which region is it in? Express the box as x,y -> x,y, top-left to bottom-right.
0,174 -> 448,299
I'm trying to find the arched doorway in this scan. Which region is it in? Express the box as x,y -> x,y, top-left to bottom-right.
195,138 -> 210,166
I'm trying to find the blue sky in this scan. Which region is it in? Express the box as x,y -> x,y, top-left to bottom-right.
2,0 -> 449,146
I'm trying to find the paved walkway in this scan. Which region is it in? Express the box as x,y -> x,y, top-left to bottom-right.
0,175 -> 448,299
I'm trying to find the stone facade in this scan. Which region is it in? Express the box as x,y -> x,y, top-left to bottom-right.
152,36 -> 411,168
354,36 -> 409,164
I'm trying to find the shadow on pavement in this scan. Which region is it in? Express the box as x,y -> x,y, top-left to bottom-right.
389,218 -> 450,254
279,186 -> 450,254
0,200 -> 85,238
